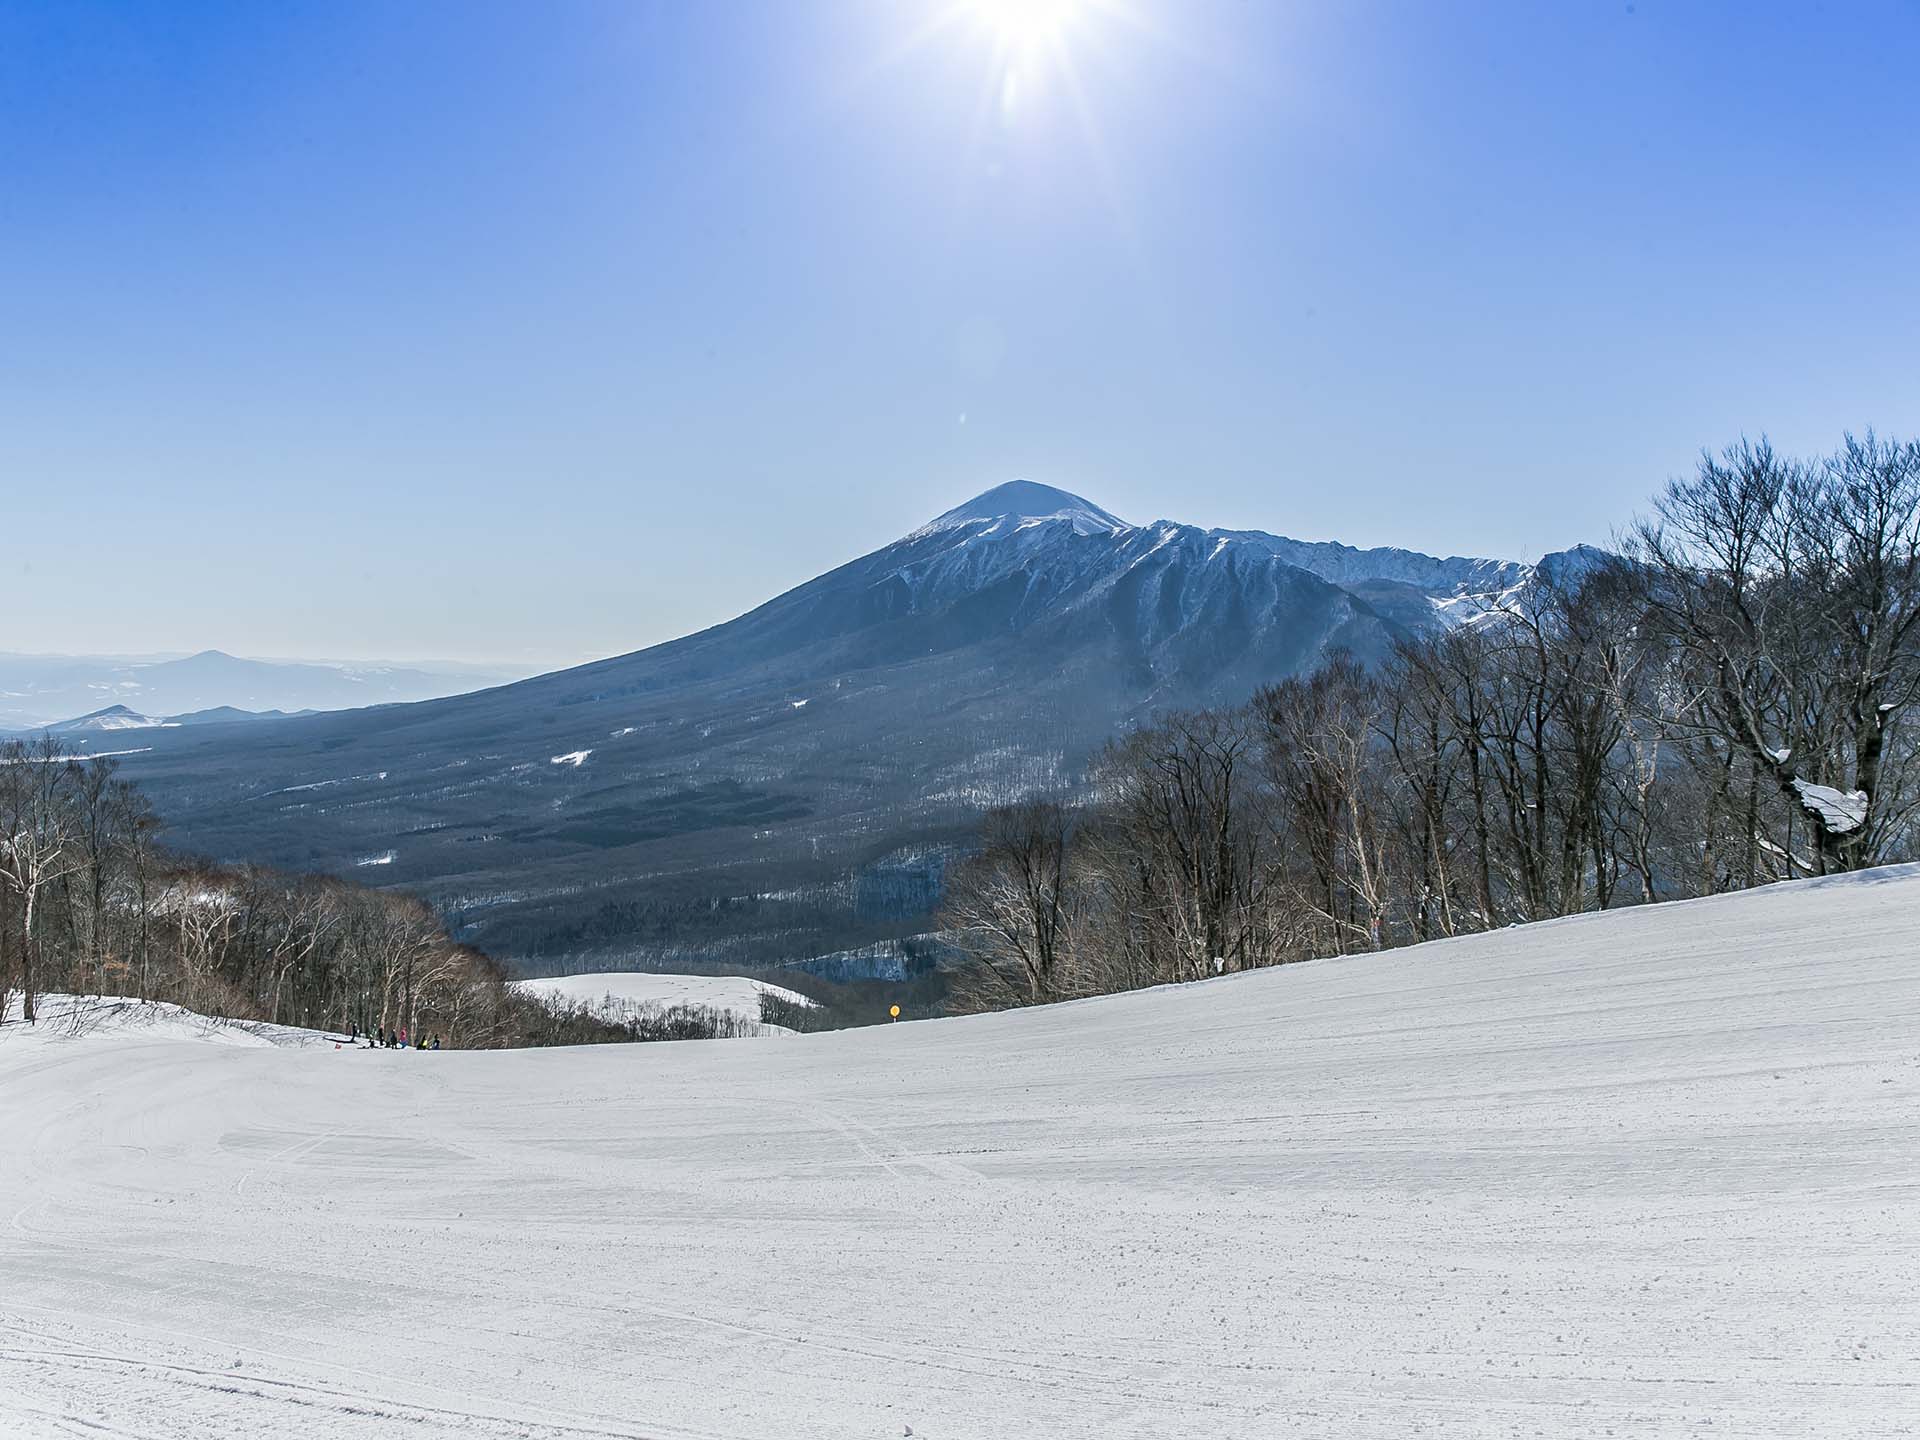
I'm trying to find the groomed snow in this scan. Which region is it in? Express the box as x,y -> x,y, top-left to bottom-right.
3,869 -> 1918,1437
512,971 -> 815,1032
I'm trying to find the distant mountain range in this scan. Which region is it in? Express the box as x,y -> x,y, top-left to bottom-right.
0,650 -> 528,732
46,703 -> 317,734
101,483 -> 1583,974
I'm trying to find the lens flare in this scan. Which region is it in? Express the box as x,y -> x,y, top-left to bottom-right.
967,0 -> 1084,54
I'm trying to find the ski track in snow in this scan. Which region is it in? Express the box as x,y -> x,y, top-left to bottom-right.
3,868 -> 1919,1437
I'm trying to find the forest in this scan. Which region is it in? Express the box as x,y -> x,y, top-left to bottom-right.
0,739 -> 649,1047
942,434 -> 1920,1006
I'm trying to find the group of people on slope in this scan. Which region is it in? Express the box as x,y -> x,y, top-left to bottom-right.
349,1022 -> 440,1051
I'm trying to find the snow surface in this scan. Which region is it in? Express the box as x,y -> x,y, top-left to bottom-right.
512,971 -> 815,1031
3,869 -> 1919,1437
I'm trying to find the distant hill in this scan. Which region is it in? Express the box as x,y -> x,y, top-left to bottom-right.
109,482 -> 1569,973
47,704 -> 169,734
43,703 -> 316,735
0,650 -> 527,732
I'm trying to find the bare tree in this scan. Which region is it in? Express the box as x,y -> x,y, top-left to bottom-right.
941,799 -> 1077,1007
107,781 -> 164,997
1628,434 -> 1920,871
1258,656 -> 1392,953
0,737 -> 88,1023
1096,708 -> 1277,979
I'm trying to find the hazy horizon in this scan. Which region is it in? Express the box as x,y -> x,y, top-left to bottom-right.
5,0 -> 1915,667
2,474 -> 1580,670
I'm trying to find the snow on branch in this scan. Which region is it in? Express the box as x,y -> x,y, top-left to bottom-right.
1790,779 -> 1868,836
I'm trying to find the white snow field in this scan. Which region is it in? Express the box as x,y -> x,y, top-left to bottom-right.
3,870 -> 1919,1439
513,972 -> 815,1032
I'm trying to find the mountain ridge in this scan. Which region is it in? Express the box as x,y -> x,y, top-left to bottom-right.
0,650 -> 526,732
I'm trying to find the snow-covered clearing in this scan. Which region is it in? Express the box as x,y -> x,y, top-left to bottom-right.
2,869 -> 1918,1438
512,971 -> 814,1032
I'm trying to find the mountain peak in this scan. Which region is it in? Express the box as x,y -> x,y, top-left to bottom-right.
925,481 -> 1128,537
49,703 -> 164,734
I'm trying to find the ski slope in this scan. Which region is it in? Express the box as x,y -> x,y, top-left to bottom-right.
3,869 -> 1918,1438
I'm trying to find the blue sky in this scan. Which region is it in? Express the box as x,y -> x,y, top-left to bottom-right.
3,0 -> 1915,666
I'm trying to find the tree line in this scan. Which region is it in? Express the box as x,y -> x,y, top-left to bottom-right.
0,737 -> 635,1046
941,432 -> 1920,1007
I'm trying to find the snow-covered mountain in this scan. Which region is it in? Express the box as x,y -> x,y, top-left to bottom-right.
918,478 -> 1130,536
44,702 -> 310,734
107,483 -> 1550,969
910,480 -> 1526,613
1221,529 -> 1526,594
703,481 -> 1529,687
46,704 -> 174,734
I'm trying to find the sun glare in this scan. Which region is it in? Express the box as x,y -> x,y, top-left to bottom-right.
968,0 -> 1084,55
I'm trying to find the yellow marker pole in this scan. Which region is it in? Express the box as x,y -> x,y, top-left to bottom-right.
889,1004 -> 900,1021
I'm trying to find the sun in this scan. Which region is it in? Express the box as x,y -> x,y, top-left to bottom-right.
966,0 -> 1085,55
